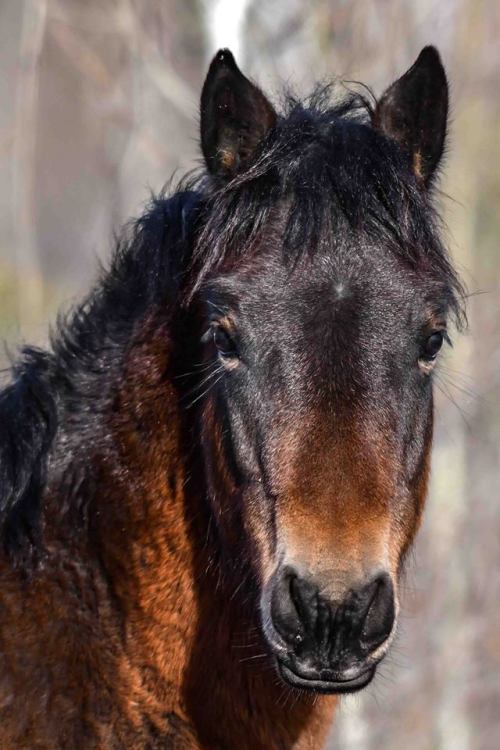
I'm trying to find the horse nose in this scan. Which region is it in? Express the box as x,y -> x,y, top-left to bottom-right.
270,568 -> 395,665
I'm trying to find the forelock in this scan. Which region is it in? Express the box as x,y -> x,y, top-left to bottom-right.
189,84 -> 465,326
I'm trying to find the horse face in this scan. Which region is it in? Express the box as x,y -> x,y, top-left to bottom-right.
198,236 -> 447,692
195,48 -> 457,693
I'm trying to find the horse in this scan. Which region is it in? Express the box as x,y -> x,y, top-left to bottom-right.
0,46 -> 464,749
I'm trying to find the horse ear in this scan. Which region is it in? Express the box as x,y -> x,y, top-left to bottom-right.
373,46 -> 448,186
200,49 -> 277,179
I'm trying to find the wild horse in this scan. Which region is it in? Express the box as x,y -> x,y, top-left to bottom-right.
0,47 -> 463,749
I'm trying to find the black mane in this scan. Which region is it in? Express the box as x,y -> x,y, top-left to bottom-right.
0,188 -> 200,561
0,84 -> 465,562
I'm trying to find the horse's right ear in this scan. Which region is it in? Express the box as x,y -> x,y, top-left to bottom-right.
200,49 -> 277,180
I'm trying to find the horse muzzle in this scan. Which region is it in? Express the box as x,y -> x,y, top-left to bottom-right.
262,567 -> 396,694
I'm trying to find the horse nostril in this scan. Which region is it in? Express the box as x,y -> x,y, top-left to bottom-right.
270,569 -> 303,643
289,573 -> 320,633
270,568 -> 321,647
358,573 -> 395,653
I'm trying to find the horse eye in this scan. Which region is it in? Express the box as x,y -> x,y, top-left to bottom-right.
422,331 -> 444,361
212,326 -> 238,358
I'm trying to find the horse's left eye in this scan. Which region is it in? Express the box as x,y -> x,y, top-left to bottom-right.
419,331 -> 446,373
422,331 -> 444,359
213,326 -> 238,359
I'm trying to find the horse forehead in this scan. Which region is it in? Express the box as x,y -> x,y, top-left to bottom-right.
244,264 -> 392,326
251,246 -> 396,301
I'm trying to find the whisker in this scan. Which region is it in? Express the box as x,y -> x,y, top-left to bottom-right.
238,653 -> 269,664
439,374 -> 481,403
182,362 -> 225,403
434,377 -> 472,429
174,361 -> 216,379
186,363 -> 223,392
184,371 -> 225,409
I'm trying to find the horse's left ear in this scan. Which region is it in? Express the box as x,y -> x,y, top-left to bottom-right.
200,49 -> 277,179
373,46 -> 448,186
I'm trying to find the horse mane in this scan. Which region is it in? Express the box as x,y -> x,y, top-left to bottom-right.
0,348 -> 57,561
0,187 -> 200,561
0,83 -> 465,563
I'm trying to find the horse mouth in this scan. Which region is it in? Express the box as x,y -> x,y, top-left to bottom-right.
277,660 -> 376,694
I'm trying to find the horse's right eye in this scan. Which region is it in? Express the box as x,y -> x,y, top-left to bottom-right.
212,326 -> 238,359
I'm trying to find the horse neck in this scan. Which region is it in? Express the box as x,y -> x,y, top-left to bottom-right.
87,310 -> 198,648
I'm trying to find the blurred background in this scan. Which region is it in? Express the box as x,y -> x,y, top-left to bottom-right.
0,1 -> 498,748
